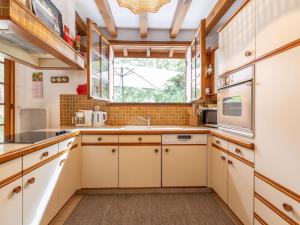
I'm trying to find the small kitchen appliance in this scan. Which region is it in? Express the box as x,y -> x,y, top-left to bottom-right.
200,108 -> 217,128
72,110 -> 93,127
93,111 -> 107,127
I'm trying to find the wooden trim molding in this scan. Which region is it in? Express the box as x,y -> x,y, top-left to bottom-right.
0,131 -> 80,164
162,144 -> 207,146
118,143 -> 161,146
81,142 -> 118,146
212,143 -> 254,167
255,192 -> 299,225
211,131 -> 254,149
255,171 -> 300,203
0,171 -> 22,188
254,212 -> 268,225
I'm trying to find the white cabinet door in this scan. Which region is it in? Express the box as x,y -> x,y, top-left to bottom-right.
119,146 -> 161,188
218,0 -> 255,74
23,156 -> 62,225
228,156 -> 254,225
57,147 -> 81,208
212,146 -> 228,202
0,178 -> 22,225
255,46 -> 300,194
256,0 -> 300,57
162,145 -> 207,187
82,145 -> 118,188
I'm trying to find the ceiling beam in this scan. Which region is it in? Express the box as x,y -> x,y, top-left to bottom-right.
169,49 -> 174,58
75,11 -> 87,35
123,48 -> 128,57
206,0 -> 236,34
139,13 -> 148,38
94,0 -> 117,37
170,0 -> 192,38
146,48 -> 151,57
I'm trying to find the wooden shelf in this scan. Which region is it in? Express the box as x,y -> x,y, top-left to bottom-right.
0,0 -> 86,70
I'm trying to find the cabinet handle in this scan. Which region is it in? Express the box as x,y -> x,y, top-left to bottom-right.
112,149 -> 116,153
165,148 -> 169,153
155,149 -> 159,153
98,137 -> 102,141
138,137 -> 142,141
28,177 -> 35,185
282,203 -> 293,212
245,51 -> 252,57
60,159 -> 66,166
67,141 -> 73,147
228,160 -> 233,165
221,156 -> 226,160
235,148 -> 241,154
12,186 -> 22,194
216,140 -> 220,144
42,151 -> 49,158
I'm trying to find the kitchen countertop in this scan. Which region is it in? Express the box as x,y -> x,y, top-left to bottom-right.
0,126 -> 254,164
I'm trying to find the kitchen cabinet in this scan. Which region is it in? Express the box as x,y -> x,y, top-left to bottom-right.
23,155 -> 63,225
218,0 -> 255,75
0,178 -> 22,225
82,145 -> 118,188
87,19 -> 110,100
256,0 -> 300,58
162,145 -> 207,187
119,146 -> 161,188
228,155 -> 254,225
211,146 -> 228,202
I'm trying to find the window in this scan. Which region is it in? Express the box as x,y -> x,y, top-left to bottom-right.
113,58 -> 186,103
0,60 -> 4,141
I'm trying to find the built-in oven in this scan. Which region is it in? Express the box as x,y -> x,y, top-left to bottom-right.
217,65 -> 254,137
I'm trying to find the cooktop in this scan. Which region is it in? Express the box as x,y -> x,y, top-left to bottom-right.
3,130 -> 70,144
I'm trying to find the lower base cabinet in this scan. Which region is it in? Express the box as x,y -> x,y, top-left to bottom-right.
23,155 -> 63,225
212,146 -> 228,202
119,146 -> 161,188
162,145 -> 207,187
228,156 -> 254,225
0,178 -> 22,225
82,146 -> 118,188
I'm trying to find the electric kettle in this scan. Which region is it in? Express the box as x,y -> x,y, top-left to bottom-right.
93,111 -> 107,127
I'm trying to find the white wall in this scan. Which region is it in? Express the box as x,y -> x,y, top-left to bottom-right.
15,63 -> 86,132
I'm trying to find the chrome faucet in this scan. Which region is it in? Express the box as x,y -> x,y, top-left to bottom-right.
137,116 -> 151,126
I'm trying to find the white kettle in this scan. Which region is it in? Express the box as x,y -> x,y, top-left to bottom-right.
93,111 -> 107,127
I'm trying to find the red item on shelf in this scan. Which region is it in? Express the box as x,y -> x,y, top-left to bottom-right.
76,84 -> 88,95
63,25 -> 74,48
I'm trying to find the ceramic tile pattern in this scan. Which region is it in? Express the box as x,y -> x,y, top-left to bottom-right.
60,95 -> 193,126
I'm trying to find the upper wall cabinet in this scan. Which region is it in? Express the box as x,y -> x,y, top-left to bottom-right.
0,0 -> 85,70
87,20 -> 110,100
256,0 -> 300,58
218,0 -> 255,75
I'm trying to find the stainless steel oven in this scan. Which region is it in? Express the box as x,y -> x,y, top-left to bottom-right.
217,65 -> 254,137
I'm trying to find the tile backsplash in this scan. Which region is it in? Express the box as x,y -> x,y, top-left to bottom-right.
60,95 -> 193,126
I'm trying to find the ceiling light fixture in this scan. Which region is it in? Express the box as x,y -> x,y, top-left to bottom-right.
117,0 -> 170,14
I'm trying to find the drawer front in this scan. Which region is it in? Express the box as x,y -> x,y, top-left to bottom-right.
228,142 -> 254,163
59,137 -> 76,152
255,197 -> 289,225
0,158 -> 22,181
255,176 -> 300,224
81,135 -> 118,143
211,136 -> 228,149
23,144 -> 58,170
119,135 -> 161,143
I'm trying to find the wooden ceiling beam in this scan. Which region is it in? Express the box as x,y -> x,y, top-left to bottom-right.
206,0 -> 236,34
139,13 -> 148,38
75,11 -> 87,35
94,0 -> 117,37
170,0 -> 192,38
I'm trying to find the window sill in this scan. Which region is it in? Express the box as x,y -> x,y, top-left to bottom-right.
108,103 -> 192,107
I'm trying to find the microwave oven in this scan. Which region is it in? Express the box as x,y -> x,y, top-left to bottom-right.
200,108 -> 217,128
